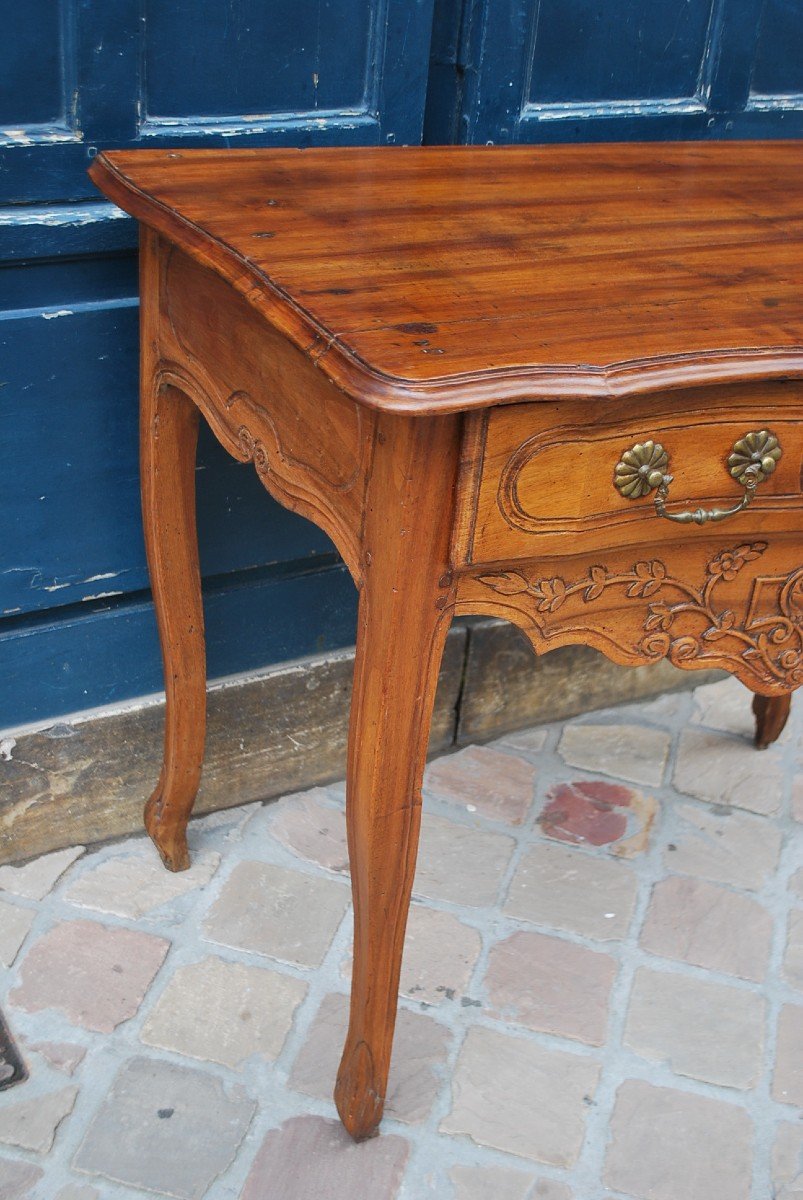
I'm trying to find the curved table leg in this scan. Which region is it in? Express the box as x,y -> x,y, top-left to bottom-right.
140,372 -> 206,872
334,414 -> 458,1141
752,692 -> 792,750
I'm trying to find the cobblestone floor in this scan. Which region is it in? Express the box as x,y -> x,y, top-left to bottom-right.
1,675 -> 802,1200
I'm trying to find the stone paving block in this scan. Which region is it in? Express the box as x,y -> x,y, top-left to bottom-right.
497,727 -> 549,755
191,802 -> 259,834
10,919 -> 170,1032
241,1114 -> 409,1200
539,780 -> 631,846
793,777 -> 803,824
504,842 -> 638,940
25,1041 -> 86,1075
485,929 -> 616,1046
691,677 -> 763,738
0,899 -> 34,967
640,876 -> 773,982
623,966 -> 765,1088
773,1122 -> 803,1199
666,802 -> 782,891
0,847 -> 84,900
399,906 -> 482,1006
793,868 -> 803,899
140,955 -> 307,1068
0,1086 -> 78,1153
529,1179 -> 574,1199
202,860 -> 349,967
785,910 -> 803,992
424,745 -> 537,825
342,904 -> 482,1006
440,1026 -> 600,1166
603,1079 -> 752,1200
773,1006 -> 803,1107
289,993 -> 448,1124
557,723 -> 670,787
0,1157 -> 43,1200
450,1166 -> 573,1200
674,728 -> 784,815
414,814 -> 515,908
73,1056 -> 255,1199
449,1163 -> 540,1200
55,1186 -> 100,1200
63,846 -> 220,918
269,789 -> 349,873
538,780 -> 656,858
614,689 -> 689,726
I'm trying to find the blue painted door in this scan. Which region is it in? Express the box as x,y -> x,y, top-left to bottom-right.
2,0 -> 800,729
427,0 -> 803,143
1,1 -> 435,727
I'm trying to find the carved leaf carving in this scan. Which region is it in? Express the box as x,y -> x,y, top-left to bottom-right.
473,541 -> 803,690
475,571 -> 530,595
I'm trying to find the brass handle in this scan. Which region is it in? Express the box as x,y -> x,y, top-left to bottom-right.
614,430 -> 782,526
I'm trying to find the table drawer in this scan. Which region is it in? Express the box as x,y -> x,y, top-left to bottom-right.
456,382 -> 803,567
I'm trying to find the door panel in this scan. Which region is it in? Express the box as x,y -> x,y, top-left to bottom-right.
751,0 -> 803,95
446,0 -> 803,144
0,0 -> 434,726
526,1 -> 716,107
3,2 -> 65,127
145,0 -> 373,117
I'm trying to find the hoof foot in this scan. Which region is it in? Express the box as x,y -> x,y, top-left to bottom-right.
144,796 -> 191,873
335,1041 -> 384,1141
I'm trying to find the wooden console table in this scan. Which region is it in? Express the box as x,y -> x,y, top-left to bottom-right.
90,142 -> 801,1141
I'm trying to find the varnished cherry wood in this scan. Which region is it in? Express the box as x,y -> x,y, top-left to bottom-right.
90,143 -> 803,412
334,411 -> 459,1138
753,693 -> 792,750
89,143 -> 801,1143
140,230 -> 205,873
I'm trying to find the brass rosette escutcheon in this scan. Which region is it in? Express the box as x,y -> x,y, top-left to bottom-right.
613,440 -> 670,499
614,429 -> 782,526
727,429 -> 782,486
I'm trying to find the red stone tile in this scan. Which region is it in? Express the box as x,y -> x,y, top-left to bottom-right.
539,780 -> 633,847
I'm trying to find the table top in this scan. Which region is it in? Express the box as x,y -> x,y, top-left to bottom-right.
90,142 -> 803,413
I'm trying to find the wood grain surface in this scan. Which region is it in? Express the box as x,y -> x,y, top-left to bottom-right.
90,142 -> 803,412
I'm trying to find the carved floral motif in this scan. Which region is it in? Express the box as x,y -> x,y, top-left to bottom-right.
476,541 -> 803,688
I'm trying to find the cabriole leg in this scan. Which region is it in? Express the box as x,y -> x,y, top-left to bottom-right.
141,378 -> 205,872
752,692 -> 792,750
334,413 -> 459,1141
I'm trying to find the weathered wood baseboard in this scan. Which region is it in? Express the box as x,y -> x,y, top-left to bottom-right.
0,620 -> 719,865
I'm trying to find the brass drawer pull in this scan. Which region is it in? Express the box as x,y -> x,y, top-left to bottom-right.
614,430 -> 782,526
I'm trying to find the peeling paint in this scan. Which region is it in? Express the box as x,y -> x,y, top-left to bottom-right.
42,310 -> 74,320
139,109 -> 371,140
0,738 -> 16,762
1,129 -> 33,146
82,591 -> 123,601
83,572 -> 119,583
0,127 -> 74,146
0,203 -> 129,229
